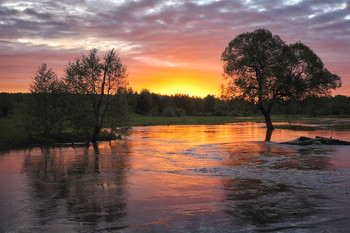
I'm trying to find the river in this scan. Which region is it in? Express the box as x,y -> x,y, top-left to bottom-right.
1,122 -> 350,232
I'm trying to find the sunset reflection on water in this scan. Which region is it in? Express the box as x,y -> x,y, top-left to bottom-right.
1,122 -> 350,232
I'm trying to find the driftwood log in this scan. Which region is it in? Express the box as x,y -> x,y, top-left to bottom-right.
282,136 -> 350,145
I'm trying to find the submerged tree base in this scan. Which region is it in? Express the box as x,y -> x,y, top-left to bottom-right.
265,129 -> 273,141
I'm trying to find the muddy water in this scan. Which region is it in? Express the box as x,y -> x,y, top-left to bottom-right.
1,122 -> 350,232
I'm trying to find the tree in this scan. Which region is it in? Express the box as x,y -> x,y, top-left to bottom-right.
221,29 -> 341,136
203,94 -> 217,114
28,63 -> 66,141
0,93 -> 14,117
136,89 -> 154,115
64,48 -> 128,142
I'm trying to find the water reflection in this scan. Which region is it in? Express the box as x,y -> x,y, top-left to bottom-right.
21,141 -> 130,231
1,123 -> 350,232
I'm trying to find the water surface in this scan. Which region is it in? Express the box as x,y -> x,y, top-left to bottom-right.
1,122 -> 350,232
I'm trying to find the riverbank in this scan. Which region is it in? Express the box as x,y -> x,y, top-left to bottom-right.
0,115 -> 274,150
1,114 -> 350,151
0,111 -> 117,151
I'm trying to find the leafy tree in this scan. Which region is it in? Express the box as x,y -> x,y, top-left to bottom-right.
64,48 -> 128,142
27,63 -> 66,141
173,94 -> 194,115
136,89 -> 154,115
0,93 -> 14,117
125,88 -> 137,111
162,106 -> 176,117
203,94 -> 217,113
106,87 -> 131,138
222,28 -> 341,133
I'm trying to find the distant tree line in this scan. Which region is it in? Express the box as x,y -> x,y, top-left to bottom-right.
122,90 -> 350,117
2,91 -> 350,120
0,92 -> 14,117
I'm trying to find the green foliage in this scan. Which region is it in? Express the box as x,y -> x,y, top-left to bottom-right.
221,28 -> 342,130
64,48 -> 128,141
162,106 -> 176,117
173,94 -> 195,115
203,94 -> 217,113
128,115 -> 248,126
23,49 -> 130,144
1,92 -> 350,150
274,125 -> 320,131
26,64 -> 67,142
0,93 -> 14,117
136,89 -> 154,114
162,106 -> 185,117
275,124 -> 350,131
106,88 -> 132,137
175,107 -> 186,117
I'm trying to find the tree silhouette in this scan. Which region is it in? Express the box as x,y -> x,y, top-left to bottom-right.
221,29 -> 341,135
64,49 -> 128,142
0,93 -> 14,117
28,64 -> 66,141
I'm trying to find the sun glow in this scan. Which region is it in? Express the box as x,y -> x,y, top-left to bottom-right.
151,84 -> 214,98
129,66 -> 221,98
132,78 -> 219,98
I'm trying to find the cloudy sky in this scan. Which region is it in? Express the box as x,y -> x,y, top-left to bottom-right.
1,0 -> 349,97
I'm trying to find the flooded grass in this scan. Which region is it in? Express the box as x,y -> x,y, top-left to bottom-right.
274,125 -> 321,131
1,110 -> 350,150
275,123 -> 350,131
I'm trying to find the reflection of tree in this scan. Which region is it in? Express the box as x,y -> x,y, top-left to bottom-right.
23,141 -> 131,230
222,143 -> 333,229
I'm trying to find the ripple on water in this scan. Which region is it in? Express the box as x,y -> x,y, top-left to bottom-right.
1,123 -> 350,232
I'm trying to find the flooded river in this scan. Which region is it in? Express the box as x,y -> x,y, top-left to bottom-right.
1,122 -> 350,232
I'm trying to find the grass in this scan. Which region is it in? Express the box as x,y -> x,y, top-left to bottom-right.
0,103 -> 32,150
0,113 -> 259,151
275,123 -> 350,131
274,125 -> 321,131
126,114 -> 308,126
0,103 -> 118,151
1,104 -> 350,151
127,115 -> 253,126
326,124 -> 350,130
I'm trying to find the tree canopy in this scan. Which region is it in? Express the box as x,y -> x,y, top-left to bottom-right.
27,49 -> 129,144
64,48 -> 128,142
221,28 -> 342,133
28,64 -> 67,141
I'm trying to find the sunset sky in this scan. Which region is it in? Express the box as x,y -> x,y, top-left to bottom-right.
0,0 -> 349,97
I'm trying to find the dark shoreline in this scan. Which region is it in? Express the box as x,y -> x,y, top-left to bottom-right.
2,115 -> 350,152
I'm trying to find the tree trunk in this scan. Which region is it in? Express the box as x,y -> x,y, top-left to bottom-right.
265,129 -> 273,142
257,102 -> 274,141
257,103 -> 274,131
91,124 -> 100,143
263,112 -> 274,131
